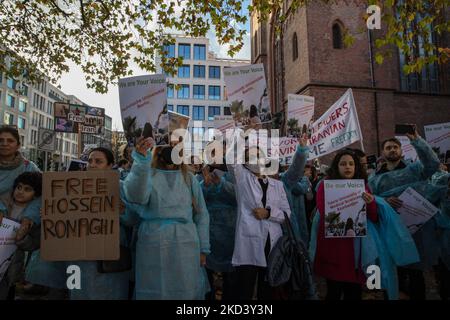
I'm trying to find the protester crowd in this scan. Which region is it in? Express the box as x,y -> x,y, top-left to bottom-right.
0,124 -> 449,300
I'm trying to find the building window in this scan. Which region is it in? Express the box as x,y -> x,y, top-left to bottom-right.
193,85 -> 205,99
6,94 -> 15,108
293,32 -> 298,61
209,66 -> 220,79
167,84 -> 174,98
7,78 -> 17,90
177,84 -> 190,99
194,44 -> 206,60
4,113 -> 14,125
224,106 -> 231,115
167,104 -> 173,111
399,19 -> 439,93
192,127 -> 205,141
19,100 -> 27,112
193,65 -> 206,78
193,106 -> 205,120
208,86 -> 220,100
18,117 -> 26,129
177,105 -> 190,116
163,44 -> 175,58
178,43 -> 191,59
208,106 -> 221,121
31,130 -> 37,145
332,23 -> 343,49
20,84 -> 28,96
178,65 -> 190,78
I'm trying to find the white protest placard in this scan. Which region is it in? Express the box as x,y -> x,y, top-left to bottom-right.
268,137 -> 298,166
118,74 -> 168,146
223,64 -> 270,127
395,136 -> 418,162
397,187 -> 439,234
0,218 -> 20,282
38,128 -> 56,152
287,94 -> 315,136
214,116 -> 235,135
308,89 -> 362,160
324,179 -> 367,238
424,122 -> 450,162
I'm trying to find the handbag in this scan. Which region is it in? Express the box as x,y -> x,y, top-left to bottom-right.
97,245 -> 132,273
266,212 -> 314,299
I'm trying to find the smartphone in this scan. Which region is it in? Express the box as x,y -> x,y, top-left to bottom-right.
142,123 -> 154,139
395,124 -> 416,135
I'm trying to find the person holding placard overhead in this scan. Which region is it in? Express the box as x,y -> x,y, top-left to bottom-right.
122,137 -> 210,300
311,150 -> 378,300
369,130 -> 442,300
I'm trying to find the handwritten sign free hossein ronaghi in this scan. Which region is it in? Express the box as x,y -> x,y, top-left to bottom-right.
41,171 -> 120,261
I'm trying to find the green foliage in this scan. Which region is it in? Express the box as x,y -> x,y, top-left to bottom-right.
0,0 -> 448,93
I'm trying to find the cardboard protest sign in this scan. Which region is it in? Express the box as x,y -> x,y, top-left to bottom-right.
287,94 -> 315,137
54,102 -> 105,134
308,89 -> 362,160
395,136 -> 418,162
223,64 -> 271,128
0,218 -> 20,282
397,187 -> 439,234
118,74 -> 167,146
41,171 -> 120,261
324,179 -> 367,238
425,122 -> 450,163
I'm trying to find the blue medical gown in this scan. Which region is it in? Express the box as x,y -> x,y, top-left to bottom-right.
199,173 -> 237,273
280,145 -> 310,247
122,150 -> 210,300
368,137 -> 446,270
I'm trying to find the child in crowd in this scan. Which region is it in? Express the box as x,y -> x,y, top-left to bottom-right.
0,172 -> 42,300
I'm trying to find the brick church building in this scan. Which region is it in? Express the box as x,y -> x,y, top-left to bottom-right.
251,0 -> 450,157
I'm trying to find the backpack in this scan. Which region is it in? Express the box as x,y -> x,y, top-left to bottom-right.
266,211 -> 314,300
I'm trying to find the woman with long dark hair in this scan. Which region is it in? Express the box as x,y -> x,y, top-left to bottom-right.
312,150 -> 378,300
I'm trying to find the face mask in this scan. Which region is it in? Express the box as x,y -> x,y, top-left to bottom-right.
245,163 -> 262,175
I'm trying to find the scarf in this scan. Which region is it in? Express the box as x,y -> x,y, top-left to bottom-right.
0,152 -> 25,170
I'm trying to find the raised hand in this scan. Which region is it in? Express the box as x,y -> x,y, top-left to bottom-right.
135,137 -> 155,156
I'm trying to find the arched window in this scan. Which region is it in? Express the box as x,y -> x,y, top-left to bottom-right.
292,32 -> 298,61
332,23 -> 343,49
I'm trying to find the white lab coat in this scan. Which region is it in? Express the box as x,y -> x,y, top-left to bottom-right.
228,164 -> 291,267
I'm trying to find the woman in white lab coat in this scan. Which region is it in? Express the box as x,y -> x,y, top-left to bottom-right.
227,141 -> 292,300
